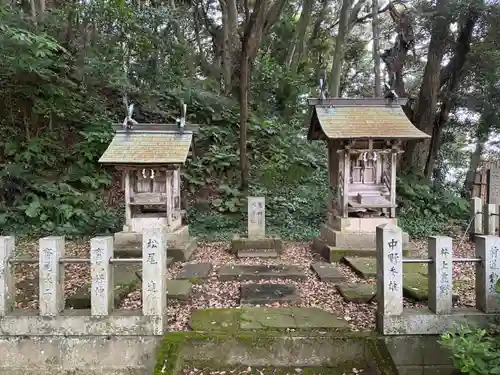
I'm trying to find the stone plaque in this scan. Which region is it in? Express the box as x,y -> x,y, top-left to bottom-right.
487,168 -> 500,205
248,196 -> 265,239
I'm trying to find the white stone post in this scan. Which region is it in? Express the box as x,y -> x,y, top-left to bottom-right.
90,236 -> 114,316
484,204 -> 498,235
142,229 -> 167,316
476,235 -> 500,313
471,197 -> 483,235
0,237 -> 14,316
428,236 -> 453,314
39,236 -> 65,316
248,196 -> 265,239
376,224 -> 403,317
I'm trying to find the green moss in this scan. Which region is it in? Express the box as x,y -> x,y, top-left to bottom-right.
189,308 -> 242,332
367,337 -> 399,375
154,332 -> 188,375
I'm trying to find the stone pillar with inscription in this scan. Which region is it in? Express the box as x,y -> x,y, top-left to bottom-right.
142,229 -> 167,317
484,203 -> 498,236
39,236 -> 65,316
231,196 -> 283,257
0,236 -> 14,316
476,235 -> 500,313
90,236 -> 114,316
428,236 -> 453,314
376,224 -> 403,333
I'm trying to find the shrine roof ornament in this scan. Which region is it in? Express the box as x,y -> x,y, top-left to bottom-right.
306,98 -> 430,141
99,101 -> 197,165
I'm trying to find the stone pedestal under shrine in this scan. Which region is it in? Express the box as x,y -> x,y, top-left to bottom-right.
99,123 -> 197,261
305,98 -> 430,261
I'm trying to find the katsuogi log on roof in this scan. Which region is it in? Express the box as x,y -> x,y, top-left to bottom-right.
307,98 -> 430,141
99,124 -> 194,165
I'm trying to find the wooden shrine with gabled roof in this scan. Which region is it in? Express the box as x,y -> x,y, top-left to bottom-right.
307,97 -> 430,259
98,102 -> 199,261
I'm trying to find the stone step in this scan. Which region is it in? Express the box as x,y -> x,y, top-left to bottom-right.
219,264 -> 306,281
311,262 -> 345,282
176,263 -> 212,283
189,307 -> 350,331
336,283 -> 376,303
240,283 -> 300,305
237,250 -> 279,258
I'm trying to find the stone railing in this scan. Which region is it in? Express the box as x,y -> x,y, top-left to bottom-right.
0,229 -> 167,336
377,224 -> 500,335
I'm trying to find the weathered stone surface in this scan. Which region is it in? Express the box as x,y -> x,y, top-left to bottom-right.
219,264 -> 306,281
189,307 -> 349,331
167,280 -> 192,300
176,263 -> 212,282
231,235 -> 284,254
311,262 -> 344,282
248,196 -> 266,238
240,284 -> 299,305
343,256 -> 428,279
237,249 -> 279,258
336,283 -> 376,303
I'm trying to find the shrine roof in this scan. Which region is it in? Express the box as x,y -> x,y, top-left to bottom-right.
306,98 -> 431,141
99,125 -> 193,165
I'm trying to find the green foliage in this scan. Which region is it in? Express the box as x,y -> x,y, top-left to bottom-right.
441,323 -> 500,375
397,175 -> 469,238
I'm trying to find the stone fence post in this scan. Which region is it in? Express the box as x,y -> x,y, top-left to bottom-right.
91,236 -> 114,316
376,224 -> 403,331
39,236 -> 65,316
142,229 -> 167,316
428,236 -> 453,314
471,197 -> 483,235
0,236 -> 14,316
476,235 -> 500,313
483,204 -> 497,236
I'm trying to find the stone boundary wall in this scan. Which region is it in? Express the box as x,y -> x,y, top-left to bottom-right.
376,221 -> 500,335
0,229 -> 168,373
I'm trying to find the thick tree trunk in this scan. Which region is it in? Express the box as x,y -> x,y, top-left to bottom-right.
402,0 -> 450,174
328,0 -> 352,96
423,10 -> 479,179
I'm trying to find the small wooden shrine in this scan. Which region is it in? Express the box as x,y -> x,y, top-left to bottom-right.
307,97 -> 430,253
99,103 -> 198,260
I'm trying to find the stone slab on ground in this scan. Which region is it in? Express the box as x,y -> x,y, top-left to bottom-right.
167,279 -> 192,300
176,263 -> 212,283
311,237 -> 414,262
311,262 -> 344,282
189,307 -> 350,332
231,234 -> 284,254
237,249 -> 279,258
343,257 -> 428,279
240,284 -> 300,305
336,283 -> 376,303
219,264 -> 306,281
402,273 -> 459,303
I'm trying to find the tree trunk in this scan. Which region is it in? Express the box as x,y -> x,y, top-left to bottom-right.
402,0 -> 450,174
372,0 -> 381,97
289,0 -> 314,71
328,0 -> 352,96
239,50 -> 250,191
423,10 -> 479,179
464,120 -> 490,197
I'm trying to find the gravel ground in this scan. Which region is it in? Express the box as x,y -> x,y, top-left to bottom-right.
11,236 -> 479,331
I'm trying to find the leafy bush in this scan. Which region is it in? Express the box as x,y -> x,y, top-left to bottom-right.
441,323 -> 500,375
397,175 -> 469,238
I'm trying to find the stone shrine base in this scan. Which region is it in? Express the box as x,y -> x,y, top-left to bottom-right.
312,218 -> 413,262
231,234 -> 284,258
114,225 -> 197,262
